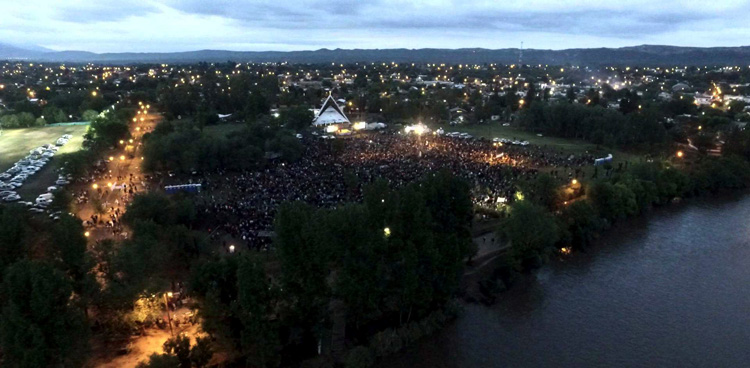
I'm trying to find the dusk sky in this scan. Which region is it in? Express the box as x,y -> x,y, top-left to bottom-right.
3,0 -> 750,53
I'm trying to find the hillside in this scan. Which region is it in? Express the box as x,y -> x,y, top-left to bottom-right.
2,43 -> 750,65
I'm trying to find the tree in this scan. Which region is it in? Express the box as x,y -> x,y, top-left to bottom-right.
503,201 -> 559,267
136,334 -> 213,368
84,111 -> 130,151
0,260 -> 89,368
275,202 -> 331,331
560,200 -> 603,249
278,106 -> 313,131
566,87 -> 577,102
519,173 -> 562,210
0,205 -> 28,281
588,181 -> 638,221
50,215 -> 98,308
82,109 -> 99,122
237,256 -> 280,367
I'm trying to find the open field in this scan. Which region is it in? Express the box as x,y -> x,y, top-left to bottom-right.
432,122 -> 640,168
434,122 -> 597,154
0,125 -> 89,199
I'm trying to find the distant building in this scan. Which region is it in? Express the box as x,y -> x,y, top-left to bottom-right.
312,95 -> 350,127
693,93 -> 713,106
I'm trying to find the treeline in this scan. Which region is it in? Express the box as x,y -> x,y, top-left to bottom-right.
518,102 -> 668,148
142,120 -> 303,174
494,155 -> 750,290
61,109 -> 132,179
0,207 -> 94,367
0,83 -> 117,124
189,171 -> 474,367
0,190 -> 215,368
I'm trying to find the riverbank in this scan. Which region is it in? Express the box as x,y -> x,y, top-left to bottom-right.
383,193 -> 750,368
346,157 -> 750,367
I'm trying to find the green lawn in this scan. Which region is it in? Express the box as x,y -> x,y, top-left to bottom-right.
432,122 -> 640,168
0,125 -> 89,199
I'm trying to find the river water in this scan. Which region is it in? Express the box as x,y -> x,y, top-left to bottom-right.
383,195 -> 750,368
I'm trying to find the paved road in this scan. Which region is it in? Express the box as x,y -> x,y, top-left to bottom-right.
76,111 -> 160,244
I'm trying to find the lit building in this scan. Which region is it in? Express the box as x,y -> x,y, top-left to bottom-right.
312,94 -> 350,128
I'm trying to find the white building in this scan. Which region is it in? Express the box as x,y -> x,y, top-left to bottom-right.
312,95 -> 350,127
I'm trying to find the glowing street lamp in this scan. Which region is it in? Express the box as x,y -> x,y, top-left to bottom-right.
120,155 -> 125,161
84,231 -> 90,237
92,184 -> 98,190
571,179 -> 578,185
676,150 -> 684,158
229,245 -> 235,253
384,227 -> 391,237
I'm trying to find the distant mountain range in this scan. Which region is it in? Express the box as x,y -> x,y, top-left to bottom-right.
2,43 -> 750,65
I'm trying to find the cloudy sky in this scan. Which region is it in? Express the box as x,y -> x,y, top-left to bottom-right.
2,0 -> 750,52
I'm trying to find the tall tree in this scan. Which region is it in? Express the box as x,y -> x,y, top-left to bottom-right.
0,260 -> 89,368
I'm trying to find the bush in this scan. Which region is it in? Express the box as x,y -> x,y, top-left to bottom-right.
344,346 -> 375,368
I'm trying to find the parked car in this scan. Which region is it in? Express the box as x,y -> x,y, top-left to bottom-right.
3,194 -> 21,202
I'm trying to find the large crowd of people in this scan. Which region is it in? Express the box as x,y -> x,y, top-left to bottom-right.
75,160 -> 150,238
196,132 -> 594,250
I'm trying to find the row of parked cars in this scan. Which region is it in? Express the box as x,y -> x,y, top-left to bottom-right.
492,137 -> 530,146
0,134 -> 72,203
444,131 -> 474,139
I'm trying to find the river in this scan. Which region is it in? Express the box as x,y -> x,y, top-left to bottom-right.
382,195 -> 750,367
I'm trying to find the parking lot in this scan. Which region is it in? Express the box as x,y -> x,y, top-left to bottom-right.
0,124 -> 88,206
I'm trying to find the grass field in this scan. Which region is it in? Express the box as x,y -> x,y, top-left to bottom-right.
0,125 -> 89,199
433,122 -> 640,167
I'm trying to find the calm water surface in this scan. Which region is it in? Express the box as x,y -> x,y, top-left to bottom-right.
383,195 -> 750,368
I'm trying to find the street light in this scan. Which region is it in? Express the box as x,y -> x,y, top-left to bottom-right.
84,231 -> 90,237
676,150 -> 684,158
571,179 -> 578,185
229,245 -> 235,253
384,227 -> 391,237
120,155 -> 125,161
92,183 -> 98,190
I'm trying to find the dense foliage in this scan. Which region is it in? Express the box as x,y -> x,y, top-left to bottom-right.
0,209 -> 93,368
499,156 -> 750,277
142,120 -> 303,173
518,102 -> 668,148
189,171 -> 473,366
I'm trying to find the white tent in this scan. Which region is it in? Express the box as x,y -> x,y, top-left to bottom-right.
312,95 -> 350,126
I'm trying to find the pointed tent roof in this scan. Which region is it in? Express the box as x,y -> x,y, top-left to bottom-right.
312,94 -> 350,126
